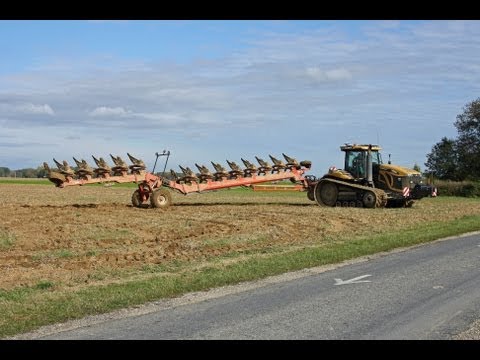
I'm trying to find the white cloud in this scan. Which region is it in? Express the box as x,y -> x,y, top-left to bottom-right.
305,67 -> 326,81
325,68 -> 352,81
0,102 -> 54,115
89,106 -> 131,117
21,103 -> 55,115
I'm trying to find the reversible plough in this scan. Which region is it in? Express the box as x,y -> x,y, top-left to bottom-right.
43,152 -> 315,208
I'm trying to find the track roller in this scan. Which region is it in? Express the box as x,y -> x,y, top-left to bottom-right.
362,191 -> 377,208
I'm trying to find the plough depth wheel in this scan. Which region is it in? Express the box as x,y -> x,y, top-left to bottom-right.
131,189 -> 149,208
150,188 -> 172,209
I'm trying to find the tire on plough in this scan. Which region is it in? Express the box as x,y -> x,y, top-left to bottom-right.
150,188 -> 172,209
131,189 -> 143,208
131,189 -> 150,209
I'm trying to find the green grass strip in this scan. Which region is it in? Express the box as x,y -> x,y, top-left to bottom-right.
0,179 -> 139,188
1,214 -> 480,338
0,179 -> 50,185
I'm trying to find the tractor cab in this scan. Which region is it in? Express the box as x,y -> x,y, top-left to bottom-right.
341,144 -> 382,180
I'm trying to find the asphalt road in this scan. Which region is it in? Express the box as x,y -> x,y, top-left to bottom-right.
25,232 -> 480,340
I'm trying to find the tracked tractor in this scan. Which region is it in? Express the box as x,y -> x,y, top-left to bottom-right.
307,144 -> 437,208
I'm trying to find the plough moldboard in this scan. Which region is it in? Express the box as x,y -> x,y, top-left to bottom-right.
43,152 -> 314,208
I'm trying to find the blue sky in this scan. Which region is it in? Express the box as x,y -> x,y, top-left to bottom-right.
1,20 -> 479,177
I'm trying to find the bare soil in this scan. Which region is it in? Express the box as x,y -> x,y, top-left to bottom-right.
1,184 -> 479,292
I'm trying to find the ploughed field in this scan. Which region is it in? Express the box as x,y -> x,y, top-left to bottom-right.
0,183 -> 479,292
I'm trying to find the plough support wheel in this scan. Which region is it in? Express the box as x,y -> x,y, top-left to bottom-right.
150,188 -> 172,208
131,189 -> 149,208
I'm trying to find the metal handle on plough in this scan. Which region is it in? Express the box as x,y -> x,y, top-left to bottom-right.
153,150 -> 170,177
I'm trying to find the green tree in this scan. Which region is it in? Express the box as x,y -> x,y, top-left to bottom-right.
15,168 -> 37,178
0,167 -> 11,177
454,98 -> 480,180
36,165 -> 48,178
425,137 -> 459,180
413,163 -> 421,172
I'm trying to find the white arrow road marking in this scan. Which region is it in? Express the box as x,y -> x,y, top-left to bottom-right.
334,274 -> 372,286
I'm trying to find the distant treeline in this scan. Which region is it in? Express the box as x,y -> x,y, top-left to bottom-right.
0,166 -> 48,178
425,97 -> 480,181
434,180 -> 480,198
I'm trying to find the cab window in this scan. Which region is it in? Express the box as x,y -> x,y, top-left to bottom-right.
345,151 -> 366,178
